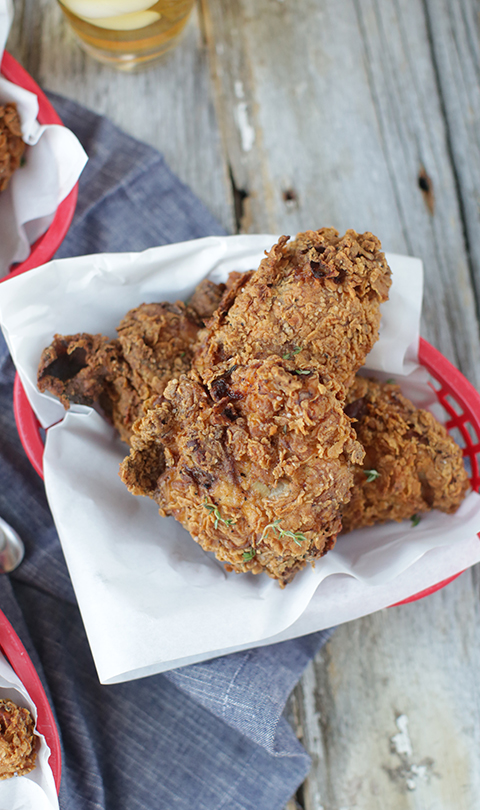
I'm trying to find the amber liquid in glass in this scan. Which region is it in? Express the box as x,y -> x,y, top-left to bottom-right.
58,0 -> 196,70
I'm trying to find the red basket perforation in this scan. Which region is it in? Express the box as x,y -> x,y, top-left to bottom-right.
388,338 -> 480,605
417,338 -> 480,494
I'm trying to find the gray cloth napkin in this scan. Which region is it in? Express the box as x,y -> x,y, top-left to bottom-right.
0,93 -> 333,810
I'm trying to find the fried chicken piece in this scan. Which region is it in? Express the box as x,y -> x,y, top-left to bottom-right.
122,360 -> 364,585
121,229 -> 392,584
187,278 -> 226,323
0,103 -> 25,193
37,302 -> 201,442
341,376 -> 470,532
193,228 -> 391,390
0,699 -> 37,780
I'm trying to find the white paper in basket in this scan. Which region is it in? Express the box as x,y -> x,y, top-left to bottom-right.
0,652 -> 59,810
0,3 -> 88,277
1,234 -> 480,683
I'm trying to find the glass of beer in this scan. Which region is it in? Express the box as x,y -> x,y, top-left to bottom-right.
57,0 -> 197,71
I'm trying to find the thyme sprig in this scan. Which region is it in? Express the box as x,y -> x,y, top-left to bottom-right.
364,469 -> 381,483
260,518 -> 307,546
242,549 -> 256,562
203,498 -> 235,530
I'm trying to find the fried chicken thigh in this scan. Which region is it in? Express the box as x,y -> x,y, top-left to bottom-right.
121,229 -> 392,584
342,376 -> 470,532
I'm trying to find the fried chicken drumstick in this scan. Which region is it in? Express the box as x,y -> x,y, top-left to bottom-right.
341,376 -> 469,532
120,228 -> 391,584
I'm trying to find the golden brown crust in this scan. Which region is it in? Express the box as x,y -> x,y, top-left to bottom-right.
187,279 -> 226,323
41,231 -> 470,584
0,699 -> 37,780
123,361 -> 363,585
342,376 -> 470,532
193,229 -> 391,391
37,302 -> 202,443
37,333 -> 119,409
0,103 -> 25,193
121,229 -> 392,584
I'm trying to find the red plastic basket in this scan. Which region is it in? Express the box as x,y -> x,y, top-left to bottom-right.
0,51 -> 78,277
390,338 -> 480,605
0,608 -> 61,792
12,337 -> 480,604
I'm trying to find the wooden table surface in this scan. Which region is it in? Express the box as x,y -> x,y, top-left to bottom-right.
7,1 -> 480,807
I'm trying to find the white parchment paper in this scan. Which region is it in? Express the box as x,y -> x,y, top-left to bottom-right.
0,3 -> 88,276
0,234 -> 479,683
0,652 -> 58,810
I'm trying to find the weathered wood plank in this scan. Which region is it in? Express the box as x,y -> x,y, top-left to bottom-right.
293,570 -> 480,809
424,0 -> 480,304
6,0 -> 235,233
352,0 -> 480,385
202,0 -> 480,387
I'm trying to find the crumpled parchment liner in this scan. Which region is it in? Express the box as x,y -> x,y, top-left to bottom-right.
0,234 -> 479,683
0,2 -> 88,276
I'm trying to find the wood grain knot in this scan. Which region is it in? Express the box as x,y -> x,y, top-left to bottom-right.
283,188 -> 298,209
418,168 -> 435,215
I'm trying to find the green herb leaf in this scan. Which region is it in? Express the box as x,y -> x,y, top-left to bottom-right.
364,469 -> 380,483
260,519 -> 306,545
281,529 -> 308,546
293,346 -> 302,355
243,549 -> 256,561
294,369 -> 311,375
411,514 -> 421,527
203,498 -> 235,529
385,378 -> 396,384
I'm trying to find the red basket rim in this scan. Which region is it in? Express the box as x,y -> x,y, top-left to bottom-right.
0,607 -> 61,792
0,51 -> 78,278
12,336 -> 480,608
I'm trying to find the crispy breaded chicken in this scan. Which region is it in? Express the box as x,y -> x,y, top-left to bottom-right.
121,229 -> 392,584
122,360 -> 363,585
37,235 -> 471,584
187,278 -> 226,322
342,376 -> 470,532
37,302 -> 201,442
0,103 -> 25,193
0,699 -> 37,780
193,228 -> 391,390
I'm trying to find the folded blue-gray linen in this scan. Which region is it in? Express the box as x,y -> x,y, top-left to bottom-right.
0,94 -> 333,810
